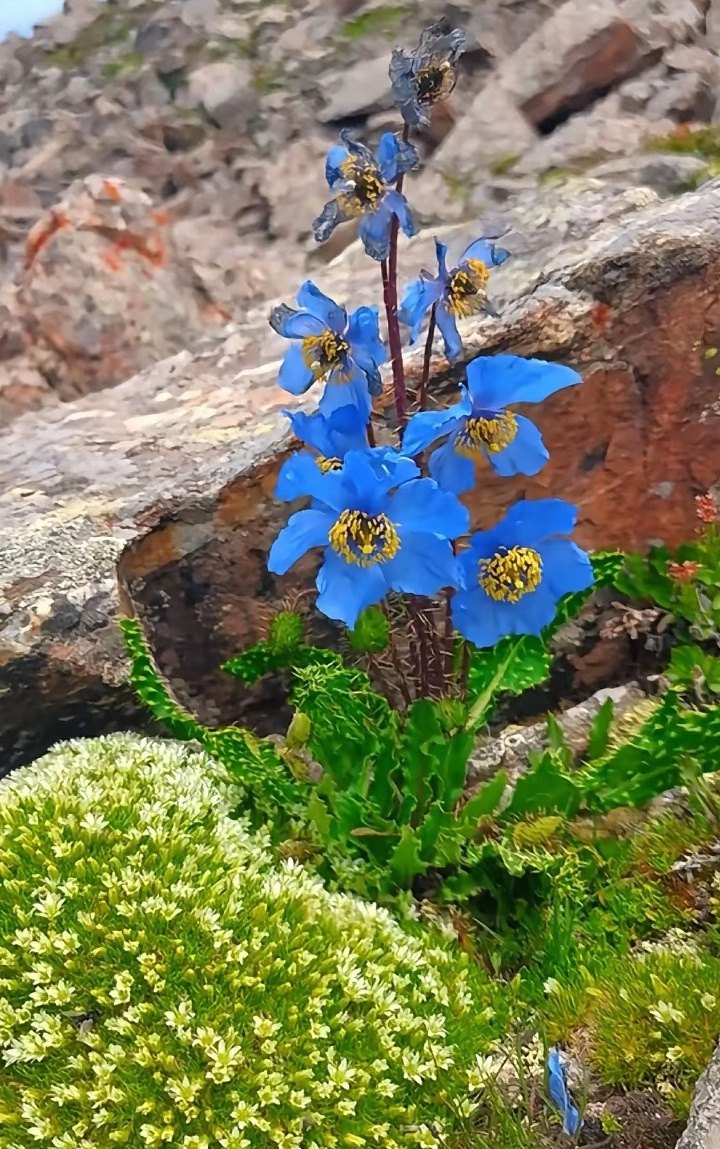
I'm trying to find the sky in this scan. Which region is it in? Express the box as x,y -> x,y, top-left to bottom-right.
1,0 -> 69,38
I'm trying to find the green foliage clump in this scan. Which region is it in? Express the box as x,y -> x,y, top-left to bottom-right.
340,5 -> 408,40
0,733 -> 498,1148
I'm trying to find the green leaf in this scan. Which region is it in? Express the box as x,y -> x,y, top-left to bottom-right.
545,713 -> 567,753
587,697 -> 615,760
614,547 -> 675,610
667,644 -> 720,693
120,618 -> 206,743
504,752 -> 583,819
459,772 -> 508,833
466,635 -> 552,730
388,826 -> 428,885
347,605 -> 389,653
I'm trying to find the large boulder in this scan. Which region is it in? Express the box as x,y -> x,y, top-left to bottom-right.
2,178 -> 720,769
675,1042 -> 720,1149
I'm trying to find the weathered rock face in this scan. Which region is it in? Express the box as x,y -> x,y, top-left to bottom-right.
3,178 -> 720,769
676,1042 -> 720,1149
0,0 -> 719,420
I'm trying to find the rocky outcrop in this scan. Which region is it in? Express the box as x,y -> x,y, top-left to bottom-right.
675,1043 -> 720,1149
3,178 -> 720,769
1,0 -> 719,418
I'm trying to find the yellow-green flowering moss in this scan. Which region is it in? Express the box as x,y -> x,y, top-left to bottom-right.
0,734 -> 495,1147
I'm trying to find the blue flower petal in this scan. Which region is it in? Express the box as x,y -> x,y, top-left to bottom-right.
505,498 -> 579,544
325,144 -> 349,188
387,477 -> 469,538
429,435 -> 476,495
275,450 -> 323,501
341,448 -> 419,508
268,508 -> 333,575
283,404 -> 367,459
383,189 -> 418,239
435,305 -> 463,362
385,532 -> 460,596
313,197 -> 348,244
452,587 -> 520,648
316,550 -> 388,628
276,310 -> 327,340
296,281 -> 346,333
488,414 -> 549,478
399,277 -> 444,344
467,354 -> 581,411
376,131 -> 402,182
402,400 -> 469,456
548,1049 -> 582,1136
459,238 -> 511,268
536,538 -> 594,597
278,342 -> 314,395
435,239 -> 450,279
346,305 -> 387,367
318,366 -> 372,421
359,205 -> 394,261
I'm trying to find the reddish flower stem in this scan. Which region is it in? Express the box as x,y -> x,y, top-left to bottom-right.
419,304 -> 437,411
380,258 -> 409,434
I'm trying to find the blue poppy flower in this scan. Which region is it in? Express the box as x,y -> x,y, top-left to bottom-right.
451,499 -> 594,648
268,449 -> 469,628
313,131 -> 419,262
275,404 -> 370,500
402,354 -> 581,493
269,280 -> 387,419
547,1047 -> 582,1136
390,19 -> 467,128
399,237 -> 510,362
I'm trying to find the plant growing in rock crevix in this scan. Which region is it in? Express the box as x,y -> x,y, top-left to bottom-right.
124,20 -> 720,911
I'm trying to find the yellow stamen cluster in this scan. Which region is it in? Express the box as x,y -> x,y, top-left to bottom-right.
328,509 -> 400,567
337,157 -> 385,217
0,732 -> 495,1147
478,545 -> 543,603
316,455 -> 343,474
301,330 -> 349,380
415,59 -> 456,105
447,259 -> 490,318
455,410 -> 518,457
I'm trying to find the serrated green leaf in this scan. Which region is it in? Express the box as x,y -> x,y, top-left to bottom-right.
466,635 -> 552,731
504,751 -> 582,819
587,697 -> 615,760
388,826 -> 428,885
459,772 -> 508,833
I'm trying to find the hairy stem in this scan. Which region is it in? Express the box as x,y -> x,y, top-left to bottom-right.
419,304 -> 437,411
381,258 -> 409,433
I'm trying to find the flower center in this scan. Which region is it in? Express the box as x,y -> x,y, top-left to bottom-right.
302,330 -> 350,380
455,410 -> 518,457
316,455 -> 343,474
447,259 -> 490,318
328,509 -> 400,567
337,158 -> 385,216
415,59 -> 456,104
478,546 -> 543,603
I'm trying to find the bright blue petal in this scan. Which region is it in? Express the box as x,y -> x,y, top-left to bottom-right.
504,583 -> 560,634
383,189 -> 418,239
466,355 -> 581,411
428,436 -> 476,495
402,401 -> 468,456
276,310 -> 327,340
435,305 -> 463,362
488,414 -> 549,478
346,305 -> 387,368
376,132 -> 401,182
359,205 -> 393,261
398,277 -> 443,344
278,342 -> 314,395
341,448 -> 419,509
325,144 -> 349,188
548,1050 -> 581,1136
268,508 -> 333,575
387,478 -> 469,539
318,367 -> 372,421
316,550 -> 388,629
296,281 -> 346,333
452,587 -> 520,648
284,405 -> 368,459
536,539 -> 594,597
385,533 -> 460,597
459,238 -> 511,268
435,240 -> 449,279
275,451 -> 324,501
505,498 -> 579,545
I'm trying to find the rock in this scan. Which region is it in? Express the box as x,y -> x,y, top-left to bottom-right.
4,180 -> 720,766
617,0 -> 705,48
185,60 -> 257,129
495,0 -> 648,129
13,174 -> 229,402
513,93 -> 673,175
591,152 -> 710,194
420,79 -> 539,181
675,1042 -> 720,1149
708,0 -> 720,52
317,55 -> 393,123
